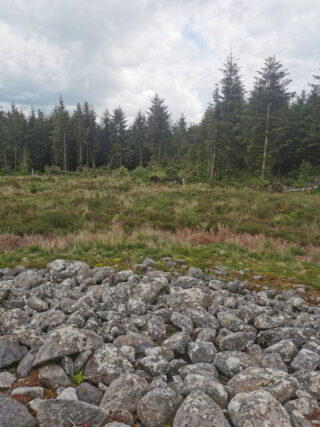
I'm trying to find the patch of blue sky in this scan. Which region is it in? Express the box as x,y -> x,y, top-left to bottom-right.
182,24 -> 209,51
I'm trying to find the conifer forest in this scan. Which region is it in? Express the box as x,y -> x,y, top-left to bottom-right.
0,54 -> 319,181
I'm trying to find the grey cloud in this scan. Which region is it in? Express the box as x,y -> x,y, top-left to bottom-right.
0,0 -> 319,122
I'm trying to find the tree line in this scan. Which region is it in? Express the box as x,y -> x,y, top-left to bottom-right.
0,55 -> 319,180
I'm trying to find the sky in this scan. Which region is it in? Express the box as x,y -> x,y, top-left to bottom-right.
0,0 -> 319,123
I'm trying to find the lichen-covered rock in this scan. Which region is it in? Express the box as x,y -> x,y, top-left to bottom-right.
113,332 -> 154,354
179,362 -> 219,379
99,373 -> 148,414
173,390 -> 230,427
34,399 -> 108,427
33,326 -> 103,366
183,373 -> 228,407
262,352 -> 288,372
228,367 -> 299,402
294,371 -> 320,399
291,348 -> 320,371
137,387 -> 182,427
168,288 -> 212,309
11,387 -> 44,400
171,312 -> 194,334
162,331 -> 191,356
84,344 -> 134,385
187,341 -> 216,363
0,371 -> 16,388
0,395 -> 37,427
264,339 -> 299,362
228,390 -> 292,426
220,331 -> 256,351
0,336 -> 27,368
214,351 -> 260,377
137,355 -> 169,376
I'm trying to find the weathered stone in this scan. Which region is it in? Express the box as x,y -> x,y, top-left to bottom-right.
262,352 -> 288,372
228,367 -> 299,402
33,326 -> 103,366
84,344 -> 134,385
113,332 -> 154,354
11,387 -> 44,400
294,371 -> 320,399
100,373 -> 148,414
0,336 -> 27,368
171,312 -> 194,334
162,332 -> 191,356
56,387 -> 78,400
168,288 -> 212,309
146,315 -> 166,340
291,348 -> 320,371
220,331 -> 256,351
183,373 -> 228,407
34,399 -> 108,427
0,372 -> 16,388
228,390 -> 292,426
179,362 -> 219,379
257,327 -> 313,347
0,395 -> 37,427
137,355 -> 169,376
217,311 -> 247,332
39,364 -> 70,388
27,296 -> 48,312
196,327 -> 217,343
126,298 -> 147,316
187,341 -> 216,363
264,339 -> 299,362
137,387 -> 182,427
15,270 -> 42,290
76,381 -> 103,405
173,390 -> 230,427
17,348 -> 38,377
214,351 -> 260,377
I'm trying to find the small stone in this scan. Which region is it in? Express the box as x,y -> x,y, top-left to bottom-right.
0,372 -> 16,388
11,387 -> 44,400
183,373 -> 228,408
291,348 -> 320,371
76,382 -> 103,405
57,387 -> 78,400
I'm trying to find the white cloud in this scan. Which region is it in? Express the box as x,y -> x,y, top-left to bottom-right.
0,0 -> 319,123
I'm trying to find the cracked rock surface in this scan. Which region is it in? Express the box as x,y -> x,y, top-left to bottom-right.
1,259 -> 320,426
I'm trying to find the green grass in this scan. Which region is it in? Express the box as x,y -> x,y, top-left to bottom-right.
0,173 -> 320,288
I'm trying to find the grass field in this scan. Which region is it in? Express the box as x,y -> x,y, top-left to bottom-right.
1,173 -> 320,288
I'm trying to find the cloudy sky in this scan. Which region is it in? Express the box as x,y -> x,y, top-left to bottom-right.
0,0 -> 319,123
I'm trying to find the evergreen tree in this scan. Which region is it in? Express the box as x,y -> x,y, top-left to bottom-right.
247,56 -> 293,177
131,110 -> 149,168
147,94 -> 171,164
219,54 -> 246,171
110,107 -> 128,167
50,96 -> 69,171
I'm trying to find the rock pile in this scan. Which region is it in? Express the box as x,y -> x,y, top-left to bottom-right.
0,259 -> 320,426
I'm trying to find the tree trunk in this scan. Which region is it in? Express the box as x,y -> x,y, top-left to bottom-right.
261,103 -> 271,179
139,148 -> 142,167
63,129 -> 67,171
78,119 -> 82,168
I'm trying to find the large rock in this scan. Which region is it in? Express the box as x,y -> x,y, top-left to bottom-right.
34,399 -> 107,427
0,336 -> 27,368
294,371 -> 320,399
173,390 -> 230,427
168,288 -> 212,309
0,395 -> 37,427
84,344 -> 134,385
183,373 -> 228,408
228,390 -> 292,427
162,332 -> 191,356
113,333 -> 154,354
257,327 -> 313,347
291,348 -> 320,371
33,326 -> 103,366
264,339 -> 298,362
15,270 -> 42,290
137,387 -> 182,427
187,341 -> 216,363
228,367 -> 299,402
179,362 -> 219,379
214,351 -> 260,377
100,373 -> 148,414
0,372 -> 16,388
220,331 -> 256,351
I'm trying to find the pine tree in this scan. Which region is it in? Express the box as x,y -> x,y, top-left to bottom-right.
50,96 -> 69,171
247,56 -> 293,177
131,111 -> 149,168
110,107 -> 128,167
147,94 -> 171,164
219,54 -> 245,171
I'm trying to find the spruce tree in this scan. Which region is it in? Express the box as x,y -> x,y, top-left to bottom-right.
147,94 -> 171,164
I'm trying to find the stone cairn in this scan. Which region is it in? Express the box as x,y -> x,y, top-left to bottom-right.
0,258 -> 320,426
